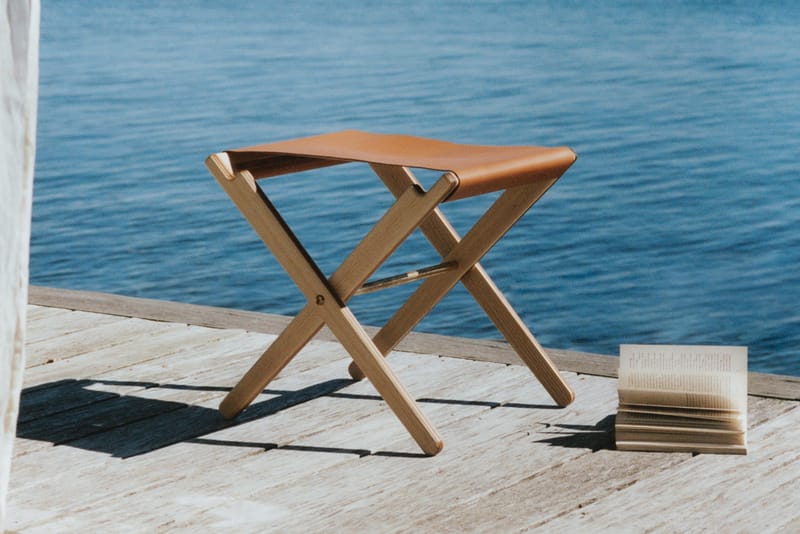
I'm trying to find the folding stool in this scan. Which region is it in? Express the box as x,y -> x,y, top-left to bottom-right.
206,130 -> 577,455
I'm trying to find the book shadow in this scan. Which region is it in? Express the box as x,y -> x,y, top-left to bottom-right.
535,414 -> 616,451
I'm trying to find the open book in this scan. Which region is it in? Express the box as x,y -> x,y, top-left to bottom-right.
615,344 -> 748,454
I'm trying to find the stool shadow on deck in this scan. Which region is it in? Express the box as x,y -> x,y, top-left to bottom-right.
16,377 -> 557,458
16,377 -> 353,458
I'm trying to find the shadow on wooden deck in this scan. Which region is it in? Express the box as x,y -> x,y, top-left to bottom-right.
17,378 -> 566,459
534,414 -> 616,452
17,378 -> 353,458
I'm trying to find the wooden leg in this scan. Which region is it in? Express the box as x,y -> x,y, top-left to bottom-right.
353,180 -> 554,373
208,154 -> 454,453
323,303 -> 443,455
460,264 -> 575,407
350,165 -> 574,407
219,305 -> 324,419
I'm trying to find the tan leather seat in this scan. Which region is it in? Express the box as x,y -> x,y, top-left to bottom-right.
226,130 -> 577,201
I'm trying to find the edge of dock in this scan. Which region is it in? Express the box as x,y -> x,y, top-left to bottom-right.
28,285 -> 799,401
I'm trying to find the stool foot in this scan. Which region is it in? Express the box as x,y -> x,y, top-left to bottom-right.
348,361 -> 366,381
327,305 -> 444,456
219,306 -> 323,419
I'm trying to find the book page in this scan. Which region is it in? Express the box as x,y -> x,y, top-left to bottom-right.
615,409 -> 745,431
615,440 -> 747,455
618,344 -> 747,411
617,403 -> 744,421
615,428 -> 745,446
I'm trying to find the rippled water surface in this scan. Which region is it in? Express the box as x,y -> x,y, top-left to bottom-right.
32,1 -> 800,374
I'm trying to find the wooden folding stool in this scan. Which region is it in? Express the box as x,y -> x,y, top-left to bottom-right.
206,130 -> 577,455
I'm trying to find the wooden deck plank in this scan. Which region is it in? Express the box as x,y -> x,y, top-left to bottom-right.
11,350 -> 457,485
13,335 -> 349,463
17,336 -> 256,452
57,363 -> 351,461
7,344 -> 357,529
25,316 -> 185,368
249,373 -> 616,533
9,353 -> 499,529
25,304 -> 69,322
18,329 -> 262,423
21,322 -> 230,388
779,515 -> 800,533
28,285 -> 296,339
14,356 -> 562,531
97,336 -> 353,395
536,403 -> 800,532
14,323 -> 248,456
153,361 -> 557,530
7,292 -> 800,531
13,331 -> 347,458
149,370 -> 603,531
232,354 -> 558,456
23,308 -> 126,344
403,396 -> 795,533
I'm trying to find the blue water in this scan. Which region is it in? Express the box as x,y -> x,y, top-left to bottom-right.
31,1 -> 800,375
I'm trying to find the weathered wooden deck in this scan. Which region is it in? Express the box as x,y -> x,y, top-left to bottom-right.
7,287 -> 800,532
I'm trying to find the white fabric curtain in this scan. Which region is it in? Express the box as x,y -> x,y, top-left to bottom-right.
0,0 -> 40,527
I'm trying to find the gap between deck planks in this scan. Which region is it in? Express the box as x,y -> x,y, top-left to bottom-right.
27,286 -> 800,400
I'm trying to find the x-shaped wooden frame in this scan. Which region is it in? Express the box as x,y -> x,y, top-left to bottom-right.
206,154 -> 574,455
